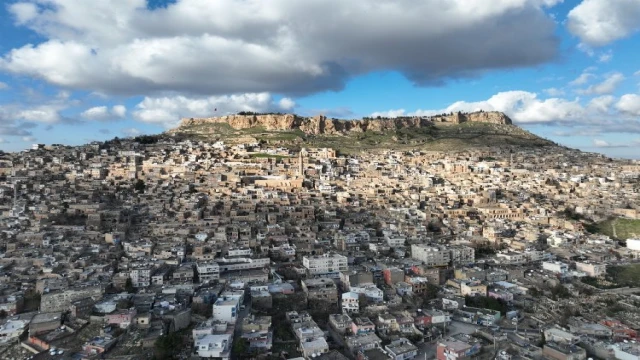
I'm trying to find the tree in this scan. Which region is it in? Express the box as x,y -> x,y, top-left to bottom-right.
154,333 -> 182,359
125,277 -> 136,293
550,284 -> 571,300
134,179 -> 146,192
232,338 -> 250,358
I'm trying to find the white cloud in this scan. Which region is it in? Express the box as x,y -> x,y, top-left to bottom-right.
577,43 -> 595,57
544,87 -> 565,96
0,138 -> 7,144
587,95 -> 616,113
592,138 -> 640,148
577,72 -> 625,95
634,70 -> 640,76
2,0 -> 561,96
278,98 -> 296,111
16,106 -> 63,123
617,94 -> 640,116
372,91 -> 586,124
598,50 -> 613,63
22,136 -> 36,142
8,3 -> 39,25
370,109 -> 409,118
569,72 -> 594,86
81,105 -> 127,121
0,82 -> 8,90
567,0 -> 640,46
133,92 -> 293,128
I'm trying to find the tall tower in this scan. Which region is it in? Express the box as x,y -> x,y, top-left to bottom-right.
298,150 -> 304,178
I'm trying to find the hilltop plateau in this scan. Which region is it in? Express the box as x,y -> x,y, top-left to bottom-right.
168,111 -> 555,153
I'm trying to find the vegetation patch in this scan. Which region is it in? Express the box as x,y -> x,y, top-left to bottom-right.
583,264 -> 640,289
588,218 -> 640,240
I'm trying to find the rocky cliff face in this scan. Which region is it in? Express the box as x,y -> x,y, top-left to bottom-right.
173,111 -> 512,135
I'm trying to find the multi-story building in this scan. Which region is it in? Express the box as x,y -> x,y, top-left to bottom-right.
411,245 -> 450,266
302,278 -> 339,302
212,295 -> 241,324
303,254 -> 348,277
341,292 -> 359,314
542,262 -> 569,275
40,286 -> 103,312
195,334 -> 232,359
196,262 -> 220,283
130,268 -> 151,288
575,262 -> 606,277
450,246 -> 475,265
460,280 -> 487,297
385,338 -> 419,360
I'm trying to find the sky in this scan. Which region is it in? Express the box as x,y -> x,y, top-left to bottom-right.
0,0 -> 640,159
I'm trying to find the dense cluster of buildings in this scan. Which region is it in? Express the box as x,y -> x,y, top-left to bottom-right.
0,136 -> 639,359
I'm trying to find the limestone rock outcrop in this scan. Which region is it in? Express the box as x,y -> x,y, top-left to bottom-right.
173,111 -> 512,136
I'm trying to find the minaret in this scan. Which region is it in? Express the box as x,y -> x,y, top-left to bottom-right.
298,150 -> 304,178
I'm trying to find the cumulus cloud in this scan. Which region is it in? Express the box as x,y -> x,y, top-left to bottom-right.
567,0 -> 640,46
371,91 -> 586,124
16,105 -> 64,124
370,109 -> 410,118
22,136 -> 36,142
0,82 -> 8,90
617,94 -> 640,116
593,139 -> 610,147
587,95 -> 616,113
278,98 -> 296,111
133,92 -> 294,128
577,72 -> 625,95
1,0 -> 561,96
80,105 -> 127,121
8,2 -> 39,25
371,90 -> 640,135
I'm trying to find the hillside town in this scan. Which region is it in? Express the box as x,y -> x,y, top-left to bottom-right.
0,134 -> 639,360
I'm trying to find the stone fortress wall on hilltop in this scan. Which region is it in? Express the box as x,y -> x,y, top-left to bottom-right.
173,111 -> 513,136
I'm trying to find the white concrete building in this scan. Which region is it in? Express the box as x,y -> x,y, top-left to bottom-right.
302,254 -> 348,276
195,333 -> 232,359
627,238 -> 640,251
411,245 -> 450,266
213,295 -> 240,324
341,292 -> 359,314
542,262 -> 569,275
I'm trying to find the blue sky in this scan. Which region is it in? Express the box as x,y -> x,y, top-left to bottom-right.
1,0 -> 639,158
